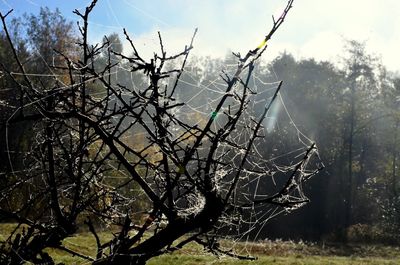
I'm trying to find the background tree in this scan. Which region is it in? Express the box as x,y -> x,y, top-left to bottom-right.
0,17 -> 33,216
23,7 -> 77,85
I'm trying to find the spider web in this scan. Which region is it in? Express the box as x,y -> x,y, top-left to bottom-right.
165,59 -> 322,255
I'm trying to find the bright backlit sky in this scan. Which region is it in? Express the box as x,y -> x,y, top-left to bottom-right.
1,0 -> 399,72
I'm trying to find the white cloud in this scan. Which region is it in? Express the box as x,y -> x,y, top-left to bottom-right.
121,27 -> 198,60
279,0 -> 400,71
89,0 -> 400,72
120,1 -> 297,60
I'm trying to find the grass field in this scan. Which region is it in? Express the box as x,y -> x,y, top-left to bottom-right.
1,223 -> 399,264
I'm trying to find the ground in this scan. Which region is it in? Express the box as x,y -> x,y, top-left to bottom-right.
1,223 -> 399,264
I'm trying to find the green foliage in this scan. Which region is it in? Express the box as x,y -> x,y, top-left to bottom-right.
346,224 -> 391,244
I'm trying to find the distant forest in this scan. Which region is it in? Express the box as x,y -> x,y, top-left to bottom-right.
1,6 -> 400,246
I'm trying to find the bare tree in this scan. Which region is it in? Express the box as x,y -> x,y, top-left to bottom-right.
0,0 -> 322,264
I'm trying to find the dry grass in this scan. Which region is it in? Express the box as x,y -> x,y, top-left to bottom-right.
1,223 -> 399,264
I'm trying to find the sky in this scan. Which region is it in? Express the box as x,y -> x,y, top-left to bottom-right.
1,0 -> 399,73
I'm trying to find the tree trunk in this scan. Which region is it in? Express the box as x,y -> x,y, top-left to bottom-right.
93,193 -> 224,265
344,83 -> 355,242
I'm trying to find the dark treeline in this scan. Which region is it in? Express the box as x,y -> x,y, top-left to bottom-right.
183,48 -> 400,243
1,7 -> 400,246
261,48 -> 400,243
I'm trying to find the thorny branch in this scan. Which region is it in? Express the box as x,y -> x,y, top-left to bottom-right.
0,0 -> 322,264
